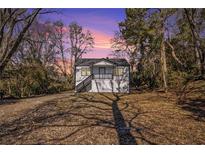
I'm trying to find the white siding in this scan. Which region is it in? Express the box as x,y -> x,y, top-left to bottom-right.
90,66 -> 129,93
75,66 -> 90,86
93,60 -> 113,66
75,65 -> 130,93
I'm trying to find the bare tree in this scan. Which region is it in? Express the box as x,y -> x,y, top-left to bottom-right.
68,22 -> 94,74
53,21 -> 69,76
10,21 -> 58,96
25,21 -> 57,66
111,31 -> 138,73
0,9 -> 42,74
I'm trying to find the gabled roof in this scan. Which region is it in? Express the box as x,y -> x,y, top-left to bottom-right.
75,58 -> 130,66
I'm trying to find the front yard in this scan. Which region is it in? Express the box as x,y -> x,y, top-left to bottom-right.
0,88 -> 204,144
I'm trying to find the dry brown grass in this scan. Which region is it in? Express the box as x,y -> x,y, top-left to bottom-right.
0,84 -> 204,145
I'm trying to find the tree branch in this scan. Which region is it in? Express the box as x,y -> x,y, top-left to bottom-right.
166,41 -> 185,67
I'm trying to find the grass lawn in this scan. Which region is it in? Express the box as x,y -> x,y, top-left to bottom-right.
0,83 -> 204,144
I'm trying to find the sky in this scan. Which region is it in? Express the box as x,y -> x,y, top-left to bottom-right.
41,8 -> 125,58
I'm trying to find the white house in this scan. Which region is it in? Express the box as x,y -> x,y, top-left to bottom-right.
75,58 -> 130,93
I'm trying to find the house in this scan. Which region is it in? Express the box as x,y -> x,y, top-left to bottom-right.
75,58 -> 130,93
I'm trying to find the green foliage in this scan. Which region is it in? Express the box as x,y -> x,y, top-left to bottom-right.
0,19 -> 83,98
167,71 -> 188,89
0,71 -> 73,98
112,8 -> 205,91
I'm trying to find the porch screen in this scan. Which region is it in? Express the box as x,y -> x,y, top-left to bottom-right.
81,68 -> 91,76
114,67 -> 124,76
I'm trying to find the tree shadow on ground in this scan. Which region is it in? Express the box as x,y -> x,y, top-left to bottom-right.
176,79 -> 205,122
0,92 -> 175,145
78,92 -> 167,145
180,98 -> 205,121
0,95 -> 113,144
0,97 -> 19,105
99,93 -> 136,144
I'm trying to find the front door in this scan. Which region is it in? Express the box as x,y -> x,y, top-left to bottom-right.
99,67 -> 105,79
99,67 -> 105,74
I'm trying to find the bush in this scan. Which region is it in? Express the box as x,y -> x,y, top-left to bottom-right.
168,71 -> 188,89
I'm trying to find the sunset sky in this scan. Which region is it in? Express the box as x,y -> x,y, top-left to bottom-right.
41,9 -> 125,58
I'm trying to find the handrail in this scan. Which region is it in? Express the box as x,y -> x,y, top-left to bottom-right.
76,74 -> 93,92
76,73 -> 114,92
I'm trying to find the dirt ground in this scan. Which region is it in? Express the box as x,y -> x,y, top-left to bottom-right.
0,88 -> 204,144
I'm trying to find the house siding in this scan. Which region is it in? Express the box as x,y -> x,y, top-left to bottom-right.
90,66 -> 129,93
75,66 -> 90,86
75,60 -> 130,93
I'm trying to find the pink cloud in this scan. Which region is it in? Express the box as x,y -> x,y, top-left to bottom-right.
90,29 -> 112,49
52,26 -> 114,58
83,49 -> 113,58
81,28 -> 114,58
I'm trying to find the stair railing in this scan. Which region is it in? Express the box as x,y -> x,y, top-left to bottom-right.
76,74 -> 93,92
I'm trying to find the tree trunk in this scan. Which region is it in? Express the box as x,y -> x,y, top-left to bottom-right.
160,39 -> 168,93
0,9 -> 41,73
184,9 -> 205,75
159,12 -> 168,93
166,41 -> 185,67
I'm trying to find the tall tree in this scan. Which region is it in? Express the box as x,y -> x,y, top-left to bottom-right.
113,8 -> 179,91
10,21 -> 58,96
111,31 -> 137,72
0,9 -> 42,74
184,9 -> 205,75
158,9 -> 173,92
53,21 -> 69,76
68,22 -> 94,74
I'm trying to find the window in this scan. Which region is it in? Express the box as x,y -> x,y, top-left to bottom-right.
114,67 -> 124,76
81,67 -> 91,76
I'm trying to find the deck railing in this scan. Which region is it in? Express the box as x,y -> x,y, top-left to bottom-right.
76,73 -> 113,92
93,74 -> 113,79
